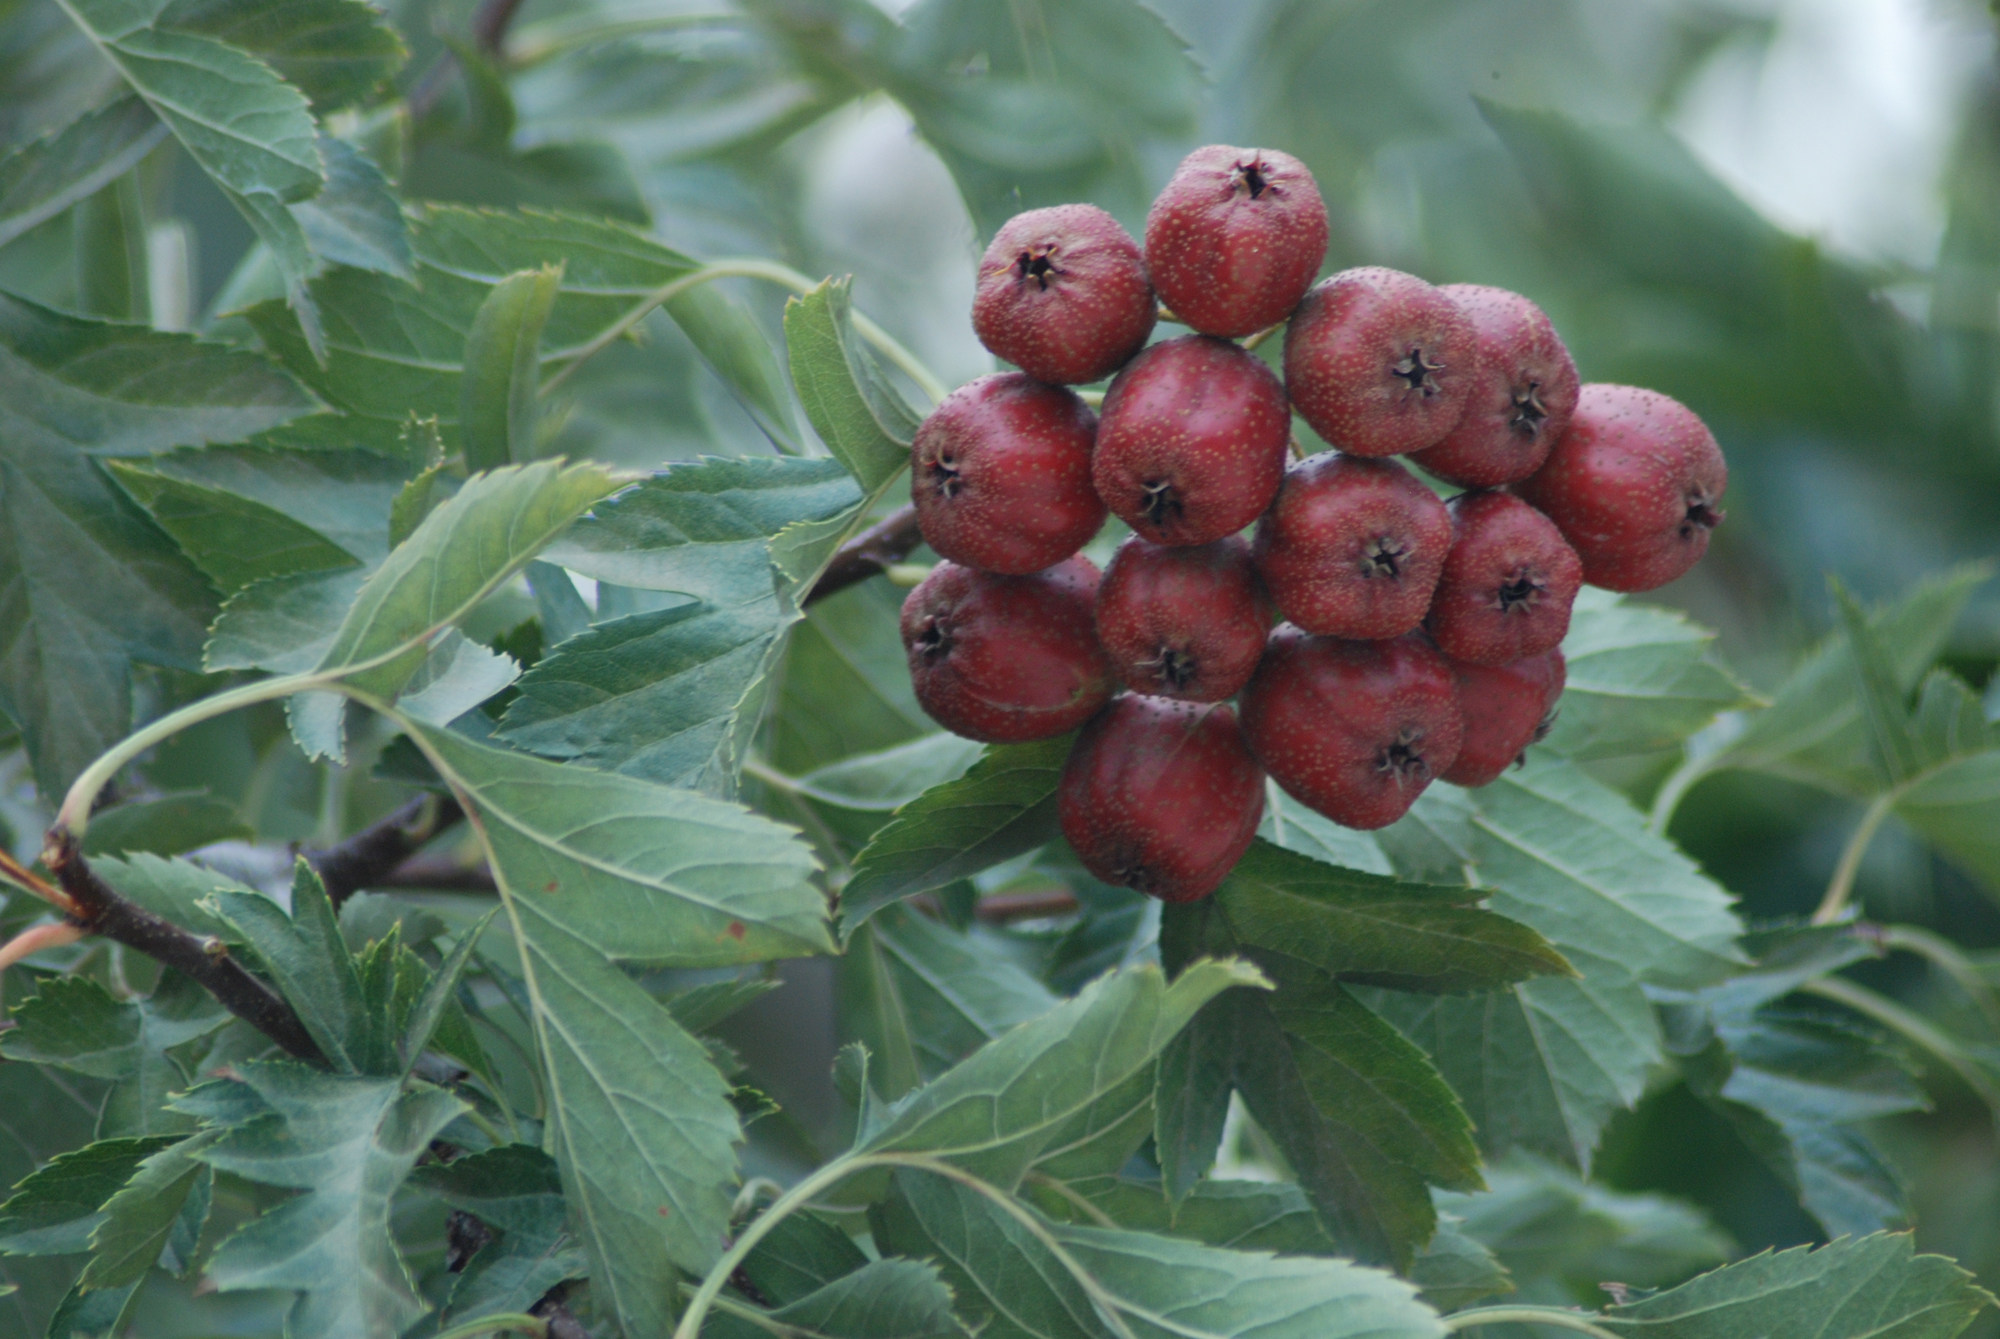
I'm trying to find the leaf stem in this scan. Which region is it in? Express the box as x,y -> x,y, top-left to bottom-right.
1441,1307 -> 1625,1339
1810,793 -> 1895,925
508,12 -> 743,66
1875,924 -> 2000,1033
1646,750 -> 1712,833
1801,974 -> 2000,1114
0,921 -> 86,972
1023,1169 -> 1119,1228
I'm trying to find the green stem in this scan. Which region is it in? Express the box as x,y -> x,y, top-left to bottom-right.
1442,1308 -> 1624,1339
430,1314 -> 546,1339
1647,750 -> 1713,833
1023,1169 -> 1118,1228
1878,924 -> 2000,1034
1810,793 -> 1895,925
1802,975 -> 2000,1114
507,12 -> 742,66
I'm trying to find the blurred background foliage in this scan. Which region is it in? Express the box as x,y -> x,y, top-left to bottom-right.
5,0 -> 2000,1332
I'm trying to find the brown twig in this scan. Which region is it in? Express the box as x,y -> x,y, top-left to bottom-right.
804,504 -> 923,607
471,0 -> 529,53
369,854 -> 497,894
532,1283 -> 591,1339
42,829 -> 326,1064
975,889 -> 1080,923
306,795 -> 465,910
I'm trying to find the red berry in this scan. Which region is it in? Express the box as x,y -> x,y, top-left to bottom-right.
1144,145 -> 1330,339
1425,491 -> 1582,666
1515,384 -> 1727,593
1408,285 -> 1579,487
1093,335 -> 1291,545
1059,695 -> 1265,902
1251,453 -> 1451,640
1240,628 -> 1463,830
900,558 -> 1112,743
910,374 -> 1106,575
1096,535 -> 1271,702
1283,267 -> 1479,457
972,204 -> 1156,385
1442,649 -> 1566,788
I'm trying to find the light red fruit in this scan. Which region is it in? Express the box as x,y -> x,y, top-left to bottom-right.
1144,145 -> 1330,339
1093,335 -> 1291,545
900,558 -> 1111,743
1442,650 -> 1566,787
1408,285 -> 1579,487
1515,384 -> 1728,593
1425,491 -> 1582,666
1283,267 -> 1479,457
1252,453 -> 1451,640
1058,695 -> 1266,903
910,374 -> 1105,575
972,204 -> 1156,385
1095,535 -> 1271,702
1240,628 -> 1464,830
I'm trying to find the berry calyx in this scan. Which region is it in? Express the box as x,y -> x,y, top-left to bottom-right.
1093,334 -> 1292,545
1283,267 -> 1480,457
1240,627 -> 1464,830
911,373 -> 1106,574
1442,649 -> 1566,787
1058,695 -> 1265,902
1096,534 -> 1271,702
1424,491 -> 1582,666
1515,384 -> 1728,593
972,204 -> 1156,386
1408,284 -> 1580,487
1144,145 -> 1330,339
1252,453 -> 1452,640
900,558 -> 1111,743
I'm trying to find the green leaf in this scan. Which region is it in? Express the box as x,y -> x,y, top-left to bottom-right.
206,566 -> 366,674
769,1257 -> 964,1339
401,907 -> 497,1074
90,852 -> 262,941
191,1063 -> 467,1339
1831,580 -> 1921,786
739,1212 -> 871,1305
209,859 -> 371,1073
155,0 -> 408,111
43,1277 -> 143,1337
461,264 -> 563,471
784,276 -> 921,490
1896,749 -> 2000,891
841,736 -> 1074,932
0,290 -> 316,793
1260,785 -> 1395,876
1547,588 -> 1754,760
1596,1233 -> 1992,1339
0,1137 -> 175,1256
0,94 -> 166,251
793,734 -> 986,811
667,281 -> 801,454
290,134 -> 412,279
80,792 -> 251,856
80,1132 -> 214,1289
1409,1223 -> 1514,1312
408,1144 -> 586,1326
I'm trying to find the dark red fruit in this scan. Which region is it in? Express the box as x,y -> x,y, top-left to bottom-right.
1093,335 -> 1291,545
911,374 -> 1105,575
1515,384 -> 1727,592
1096,535 -> 1270,702
1425,491 -> 1582,666
901,558 -> 1112,743
1059,695 -> 1265,902
972,204 -> 1156,386
1252,453 -> 1451,640
1144,145 -> 1330,339
1240,628 -> 1463,830
1408,285 -> 1579,487
1283,267 -> 1479,457
1443,649 -> 1566,787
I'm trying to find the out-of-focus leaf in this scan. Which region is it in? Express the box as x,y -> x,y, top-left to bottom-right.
740,1211 -> 870,1305
81,792 -> 250,856
291,135 -> 413,279
783,276 -> 919,490
461,264 -> 563,471
667,281 -> 800,453
1896,750 -> 2000,893
1547,588 -> 1754,760
794,734 -> 986,811
154,0 -> 407,111
0,94 -> 165,250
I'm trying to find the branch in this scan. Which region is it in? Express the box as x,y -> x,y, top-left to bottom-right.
804,505 -> 923,607
42,829 -> 327,1065
306,795 -> 465,910
472,0 -> 529,53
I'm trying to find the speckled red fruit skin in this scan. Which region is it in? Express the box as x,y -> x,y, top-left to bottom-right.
1283,267 -> 1479,458
1442,649 -> 1566,787
1408,285 -> 1579,488
910,374 -> 1105,575
1240,628 -> 1463,830
1143,145 -> 1330,339
1059,695 -> 1266,902
1425,492 -> 1582,666
1251,453 -> 1451,640
901,558 -> 1111,743
1096,535 -> 1271,702
1515,384 -> 1727,593
972,204 -> 1156,386
1093,335 -> 1291,545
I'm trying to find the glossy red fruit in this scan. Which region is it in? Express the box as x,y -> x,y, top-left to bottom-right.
1093,335 -> 1291,545
1425,491 -> 1582,666
1059,695 -> 1265,902
972,204 -> 1156,385
900,558 -> 1112,743
911,374 -> 1105,575
1408,285 -> 1579,487
1096,535 -> 1270,702
1442,649 -> 1566,787
1240,628 -> 1463,830
1283,267 -> 1479,457
1144,145 -> 1330,339
1252,453 -> 1451,640
1515,384 -> 1727,592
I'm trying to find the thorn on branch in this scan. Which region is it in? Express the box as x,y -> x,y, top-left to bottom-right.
804,504 -> 925,607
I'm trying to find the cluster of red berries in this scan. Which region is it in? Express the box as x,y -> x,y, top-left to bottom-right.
898,145 -> 1728,905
